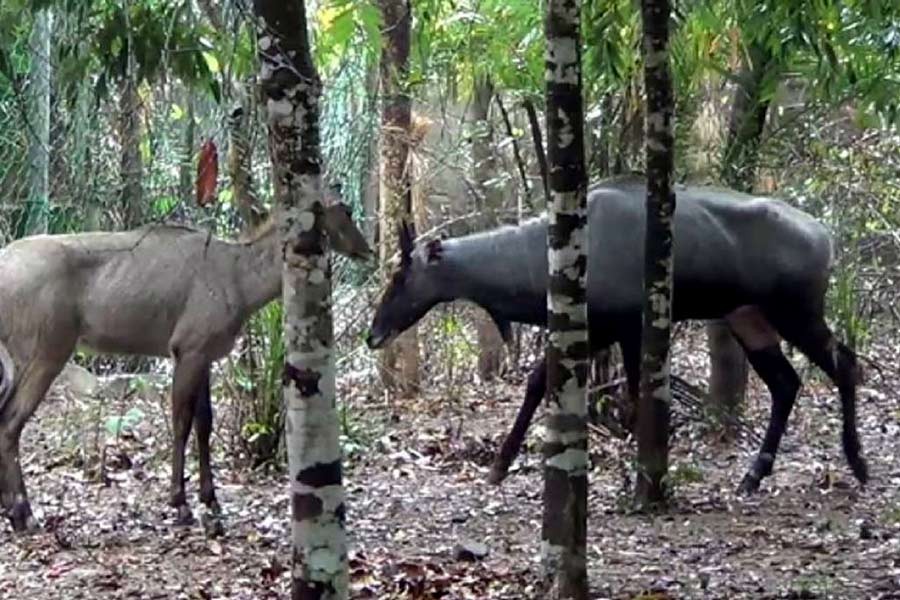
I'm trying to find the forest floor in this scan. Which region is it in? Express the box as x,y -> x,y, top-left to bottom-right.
1,324 -> 899,599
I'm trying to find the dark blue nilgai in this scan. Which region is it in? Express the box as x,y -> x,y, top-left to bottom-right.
366,175 -> 868,493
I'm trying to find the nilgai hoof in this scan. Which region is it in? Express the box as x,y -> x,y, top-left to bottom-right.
487,462 -> 508,486
201,500 -> 225,538
9,502 -> 39,534
736,473 -> 760,496
174,505 -> 195,527
201,512 -> 225,538
850,457 -> 869,487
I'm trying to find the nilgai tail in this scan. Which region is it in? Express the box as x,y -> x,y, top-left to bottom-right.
0,201 -> 371,534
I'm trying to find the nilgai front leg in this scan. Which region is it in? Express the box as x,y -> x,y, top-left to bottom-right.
0,359 -> 67,532
488,338 -> 640,485
488,357 -> 547,484
168,352 -> 208,526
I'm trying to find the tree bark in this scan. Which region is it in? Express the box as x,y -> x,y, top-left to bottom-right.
377,0 -> 419,394
470,76 -> 505,380
523,97 -> 550,209
253,1 -> 348,598
228,96 -> 266,232
635,0 -> 675,507
118,77 -> 144,228
178,90 -> 196,208
706,41 -> 775,437
25,8 -> 53,235
362,61 -> 380,246
540,1 -> 589,597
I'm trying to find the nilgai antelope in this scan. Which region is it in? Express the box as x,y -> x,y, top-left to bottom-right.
366,175 -> 868,493
0,203 -> 371,533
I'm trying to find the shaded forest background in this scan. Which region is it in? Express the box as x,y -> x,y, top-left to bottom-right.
1,1 -> 900,596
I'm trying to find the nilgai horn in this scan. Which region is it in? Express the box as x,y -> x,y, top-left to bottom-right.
0,201 -> 371,534
366,175 -> 868,493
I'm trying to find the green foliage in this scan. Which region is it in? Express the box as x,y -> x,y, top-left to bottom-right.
228,294 -> 376,468
232,300 -> 286,471
105,406 -> 145,436
1,0 -> 226,106
831,263 -> 869,352
313,0 -> 382,74
583,0 -> 641,96
669,462 -> 704,485
412,0 -> 543,98
338,400 -> 376,461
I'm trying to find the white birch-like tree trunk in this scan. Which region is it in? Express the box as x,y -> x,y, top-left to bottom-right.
253,2 -> 348,598
541,0 -> 589,598
635,0 -> 676,506
26,7 -> 53,235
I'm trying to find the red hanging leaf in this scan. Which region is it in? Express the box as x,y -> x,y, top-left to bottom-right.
196,138 -> 218,207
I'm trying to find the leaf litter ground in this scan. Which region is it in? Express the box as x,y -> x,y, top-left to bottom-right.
1,324 -> 899,599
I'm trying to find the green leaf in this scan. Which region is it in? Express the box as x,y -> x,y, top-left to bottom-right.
201,50 -> 220,74
105,407 -> 145,436
208,78 -> 221,104
357,1 -> 383,54
326,7 -> 355,51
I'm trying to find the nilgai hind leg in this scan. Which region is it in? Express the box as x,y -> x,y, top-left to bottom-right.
726,306 -> 868,493
192,365 -> 224,536
772,312 -> 868,486
167,352 -> 211,527
0,358 -> 69,532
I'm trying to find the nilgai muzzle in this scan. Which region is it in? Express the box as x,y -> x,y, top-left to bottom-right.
0,202 -> 371,533
366,175 -> 867,493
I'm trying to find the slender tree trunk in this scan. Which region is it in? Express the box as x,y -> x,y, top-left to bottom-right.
540,1 -> 589,597
706,320 -> 747,436
118,77 -> 144,228
73,79 -> 103,231
635,0 -> 675,507
591,93 -> 614,177
523,97 -> 550,208
178,90 -> 196,208
377,0 -> 419,394
471,76 -> 505,380
706,42 -> 775,437
253,1 -> 348,598
363,61 -> 380,246
25,8 -> 53,235
615,82 -> 644,174
228,96 -> 266,231
197,0 -> 224,30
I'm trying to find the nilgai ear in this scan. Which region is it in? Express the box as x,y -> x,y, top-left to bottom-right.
425,238 -> 443,264
398,220 -> 415,264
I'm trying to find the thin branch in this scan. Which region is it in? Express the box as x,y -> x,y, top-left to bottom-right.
522,97 -> 549,206
494,93 -> 530,196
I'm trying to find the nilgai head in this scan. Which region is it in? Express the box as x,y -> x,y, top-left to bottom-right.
322,202 -> 372,261
366,220 -> 445,349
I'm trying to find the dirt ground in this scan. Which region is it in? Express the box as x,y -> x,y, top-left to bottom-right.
1,326 -> 899,599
